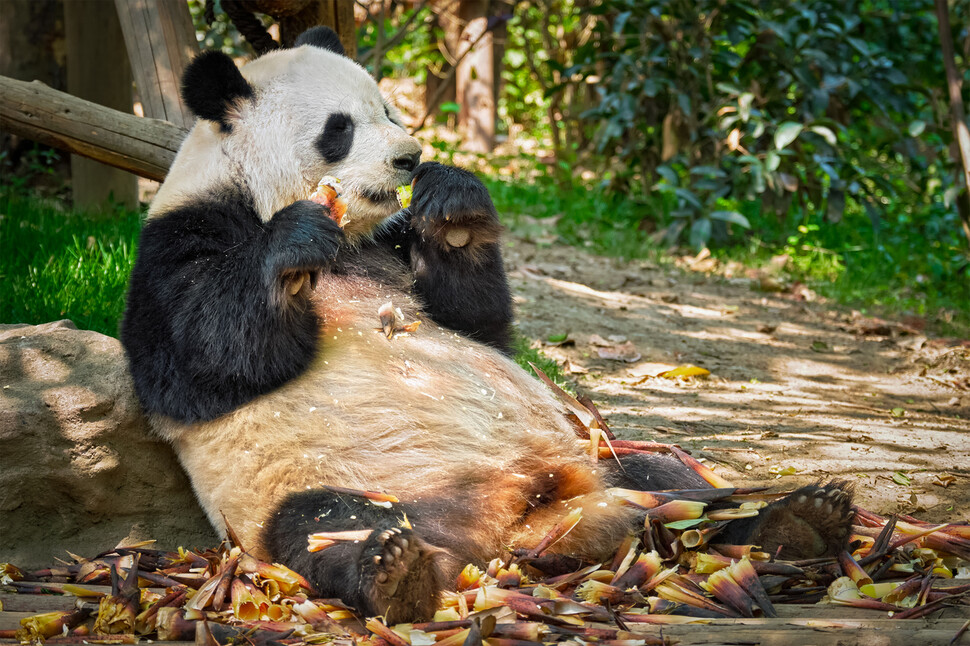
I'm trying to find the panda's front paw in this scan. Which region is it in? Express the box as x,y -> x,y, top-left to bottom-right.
409,162 -> 502,253
266,200 -> 345,298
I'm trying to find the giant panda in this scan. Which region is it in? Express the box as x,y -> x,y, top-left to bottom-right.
121,27 -> 854,623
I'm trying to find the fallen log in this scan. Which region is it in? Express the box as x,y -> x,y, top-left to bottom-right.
0,75 -> 187,182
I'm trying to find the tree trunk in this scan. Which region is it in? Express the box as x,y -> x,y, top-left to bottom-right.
934,0 -> 970,247
113,0 -> 198,128
425,0 -> 459,120
277,0 -> 357,58
456,0 -> 494,153
64,0 -> 138,210
0,0 -> 68,184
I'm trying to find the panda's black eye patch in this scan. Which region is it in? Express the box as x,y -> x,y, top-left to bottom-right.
316,112 -> 355,164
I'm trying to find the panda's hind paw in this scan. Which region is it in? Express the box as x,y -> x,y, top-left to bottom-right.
362,526 -> 442,623
746,481 -> 855,559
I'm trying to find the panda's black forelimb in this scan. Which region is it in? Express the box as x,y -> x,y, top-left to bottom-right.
263,490 -> 444,622
121,197 -> 343,424
394,162 -> 514,353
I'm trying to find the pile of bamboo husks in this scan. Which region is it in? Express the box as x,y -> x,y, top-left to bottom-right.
2,492 -> 968,646
2,368 -> 968,645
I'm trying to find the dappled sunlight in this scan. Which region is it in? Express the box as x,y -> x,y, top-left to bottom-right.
508,239 -> 969,522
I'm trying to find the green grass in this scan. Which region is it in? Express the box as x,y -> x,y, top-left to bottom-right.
0,192 -> 141,336
487,175 -> 970,338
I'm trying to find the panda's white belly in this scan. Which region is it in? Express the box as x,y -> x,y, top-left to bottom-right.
152,275 -> 584,553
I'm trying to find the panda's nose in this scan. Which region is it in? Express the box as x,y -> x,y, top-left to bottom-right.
392,152 -> 421,173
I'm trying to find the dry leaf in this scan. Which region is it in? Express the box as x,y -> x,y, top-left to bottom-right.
596,341 -> 641,363
658,365 -> 710,379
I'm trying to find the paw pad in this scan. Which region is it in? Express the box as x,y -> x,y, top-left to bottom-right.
371,527 -> 420,596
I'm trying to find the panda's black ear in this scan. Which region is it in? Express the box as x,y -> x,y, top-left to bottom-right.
294,26 -> 345,56
181,50 -> 254,129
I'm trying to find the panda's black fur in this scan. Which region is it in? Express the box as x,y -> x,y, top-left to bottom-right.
121,27 -> 854,623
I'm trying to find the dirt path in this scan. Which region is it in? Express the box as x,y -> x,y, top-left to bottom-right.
505,238 -> 970,524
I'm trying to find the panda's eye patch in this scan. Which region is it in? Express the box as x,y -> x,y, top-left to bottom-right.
316,112 -> 355,164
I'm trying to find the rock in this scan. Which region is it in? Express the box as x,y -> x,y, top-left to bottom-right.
0,321 -> 217,568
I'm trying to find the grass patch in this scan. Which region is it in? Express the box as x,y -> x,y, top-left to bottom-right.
487,175 -> 970,337
0,192 -> 140,337
512,334 -> 569,389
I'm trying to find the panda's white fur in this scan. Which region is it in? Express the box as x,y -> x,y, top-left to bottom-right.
152,45 -> 420,237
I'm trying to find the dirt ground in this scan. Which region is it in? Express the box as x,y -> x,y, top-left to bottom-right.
504,237 -> 970,524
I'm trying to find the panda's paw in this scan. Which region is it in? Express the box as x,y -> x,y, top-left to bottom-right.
745,481 -> 854,559
266,200 -> 345,295
362,526 -> 442,623
409,162 -> 502,253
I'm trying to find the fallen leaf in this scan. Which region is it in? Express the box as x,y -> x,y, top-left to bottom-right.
768,465 -> 798,476
629,362 -> 679,377
890,407 -> 906,418
757,324 -> 777,334
658,365 -> 711,379
891,472 -> 911,486
932,474 -> 956,488
562,360 -> 588,375
546,332 -> 569,344
810,340 -> 828,353
596,341 -> 641,363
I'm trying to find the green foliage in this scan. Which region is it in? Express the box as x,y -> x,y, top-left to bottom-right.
561,0 -> 968,249
0,192 -> 140,336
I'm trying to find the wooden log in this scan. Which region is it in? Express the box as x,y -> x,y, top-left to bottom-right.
0,593 -> 77,613
0,75 -> 188,182
114,0 -> 197,128
627,617 -> 970,645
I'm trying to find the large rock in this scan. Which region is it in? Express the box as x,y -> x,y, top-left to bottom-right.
0,321 -> 217,568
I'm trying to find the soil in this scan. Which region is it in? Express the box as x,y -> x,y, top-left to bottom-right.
504,237 -> 970,524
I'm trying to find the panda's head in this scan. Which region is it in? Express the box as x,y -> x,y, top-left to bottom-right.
153,27 -> 421,238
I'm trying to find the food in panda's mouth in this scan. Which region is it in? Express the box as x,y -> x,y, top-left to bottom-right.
309,175 -> 348,226
395,184 -> 413,209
